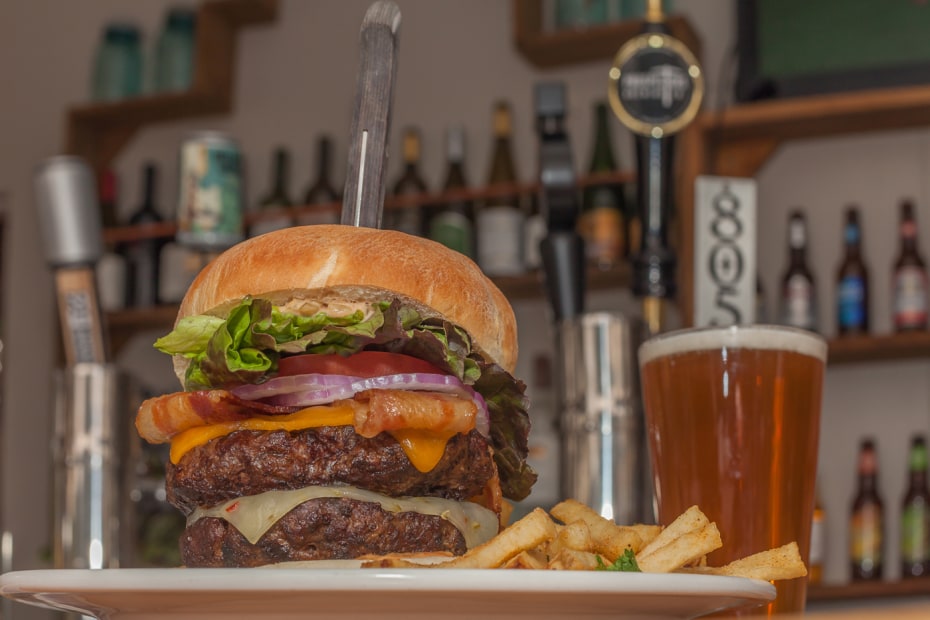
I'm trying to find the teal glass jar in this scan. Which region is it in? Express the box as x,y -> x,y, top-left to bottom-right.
154,8 -> 197,92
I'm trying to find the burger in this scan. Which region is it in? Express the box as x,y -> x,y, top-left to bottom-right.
135,224 -> 536,567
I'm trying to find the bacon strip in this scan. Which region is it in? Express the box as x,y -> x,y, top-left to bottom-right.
135,390 -> 295,444
136,388 -> 478,445
349,389 -> 477,438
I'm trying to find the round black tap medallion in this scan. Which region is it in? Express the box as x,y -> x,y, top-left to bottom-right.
608,33 -> 703,137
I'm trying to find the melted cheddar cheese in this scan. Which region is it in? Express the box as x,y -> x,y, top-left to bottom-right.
169,404 -> 454,472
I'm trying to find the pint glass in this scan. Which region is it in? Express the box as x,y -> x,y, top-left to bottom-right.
638,325 -> 827,616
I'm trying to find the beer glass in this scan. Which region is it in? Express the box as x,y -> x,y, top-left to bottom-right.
638,325 -> 826,616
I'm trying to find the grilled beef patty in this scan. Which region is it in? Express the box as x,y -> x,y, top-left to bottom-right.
180,497 -> 467,567
166,426 -> 496,515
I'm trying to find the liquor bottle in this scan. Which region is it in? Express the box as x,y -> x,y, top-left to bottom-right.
387,127 -> 427,236
426,126 -> 475,257
779,210 -> 817,331
299,135 -> 341,226
477,101 -> 525,276
125,163 -> 166,308
893,200 -> 929,331
836,206 -> 870,336
250,147 -> 295,237
850,438 -> 883,581
98,168 -> 120,229
809,486 -> 826,585
96,168 -> 128,311
901,435 -> 930,578
578,101 -> 625,269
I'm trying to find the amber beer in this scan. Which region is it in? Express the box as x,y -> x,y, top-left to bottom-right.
639,325 -> 826,616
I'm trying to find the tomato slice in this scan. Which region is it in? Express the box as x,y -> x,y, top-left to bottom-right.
278,351 -> 445,378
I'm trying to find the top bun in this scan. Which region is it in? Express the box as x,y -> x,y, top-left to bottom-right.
176,225 -> 518,377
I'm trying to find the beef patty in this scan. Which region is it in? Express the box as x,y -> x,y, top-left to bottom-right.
180,497 -> 467,567
167,426 -> 496,514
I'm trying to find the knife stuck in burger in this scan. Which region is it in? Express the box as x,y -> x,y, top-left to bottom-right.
134,224 -> 536,567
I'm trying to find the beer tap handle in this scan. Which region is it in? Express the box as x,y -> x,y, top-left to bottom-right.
535,81 -> 585,322
35,156 -> 109,365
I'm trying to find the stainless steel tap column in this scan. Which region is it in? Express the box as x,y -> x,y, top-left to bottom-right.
558,313 -> 647,524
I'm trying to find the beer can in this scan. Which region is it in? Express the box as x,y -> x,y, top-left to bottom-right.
175,131 -> 244,251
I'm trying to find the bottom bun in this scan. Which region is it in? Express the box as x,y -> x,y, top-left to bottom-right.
180,497 -> 468,567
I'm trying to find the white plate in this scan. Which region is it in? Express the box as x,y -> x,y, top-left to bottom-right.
0,568 -> 775,619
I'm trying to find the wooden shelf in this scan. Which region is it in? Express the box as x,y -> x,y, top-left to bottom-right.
102,170 -> 634,245
700,84 -> 930,178
66,0 -> 279,170
105,305 -> 181,353
512,0 -> 700,68
808,577 -> 930,602
828,331 -> 930,365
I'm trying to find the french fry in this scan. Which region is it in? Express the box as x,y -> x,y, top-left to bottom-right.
428,507 -> 557,569
628,524 -> 662,548
715,542 -> 808,581
555,521 -> 595,554
548,548 -> 604,571
638,505 -> 709,559
550,499 -> 644,558
638,522 -> 723,573
502,548 -> 549,570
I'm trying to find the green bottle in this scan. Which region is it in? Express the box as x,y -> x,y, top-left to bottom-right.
579,101 -> 626,269
902,435 -> 930,578
427,126 -> 475,258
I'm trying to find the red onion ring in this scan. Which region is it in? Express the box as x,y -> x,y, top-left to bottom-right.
231,372 -> 490,437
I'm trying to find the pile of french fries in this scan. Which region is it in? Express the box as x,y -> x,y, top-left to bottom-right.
363,500 -> 808,582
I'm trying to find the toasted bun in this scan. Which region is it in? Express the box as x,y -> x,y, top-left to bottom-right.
173,225 -> 517,384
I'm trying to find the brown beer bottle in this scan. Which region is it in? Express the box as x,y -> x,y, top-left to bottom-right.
298,136 -> 340,226
836,206 -> 870,336
901,435 -> 930,578
850,438 -> 883,581
892,200 -> 929,331
779,210 -> 817,331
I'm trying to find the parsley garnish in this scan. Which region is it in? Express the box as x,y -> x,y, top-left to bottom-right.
596,548 -> 641,572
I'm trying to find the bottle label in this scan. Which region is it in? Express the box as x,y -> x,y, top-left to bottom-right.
901,501 -> 930,563
523,214 -> 547,270
477,207 -> 525,276
838,275 -> 867,329
429,211 -> 474,258
782,274 -> 816,330
894,265 -> 928,329
578,205 -> 624,266
850,504 -> 882,566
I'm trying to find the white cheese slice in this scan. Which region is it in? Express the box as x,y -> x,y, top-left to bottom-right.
189,485 -> 499,548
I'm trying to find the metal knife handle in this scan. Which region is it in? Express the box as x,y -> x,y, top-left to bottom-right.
341,1 -> 401,229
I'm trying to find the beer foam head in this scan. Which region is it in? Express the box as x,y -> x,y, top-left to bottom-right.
638,324 -> 828,366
